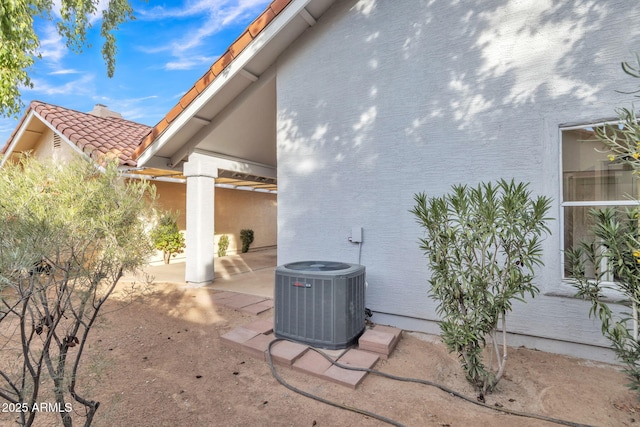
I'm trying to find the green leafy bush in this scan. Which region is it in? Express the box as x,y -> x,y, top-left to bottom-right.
218,234 -> 230,257
411,179 -> 552,396
565,55 -> 640,396
0,156 -> 156,426
240,229 -> 254,253
150,211 -> 185,264
566,207 -> 640,394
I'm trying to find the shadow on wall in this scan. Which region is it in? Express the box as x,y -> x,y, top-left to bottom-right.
276,0 -> 640,316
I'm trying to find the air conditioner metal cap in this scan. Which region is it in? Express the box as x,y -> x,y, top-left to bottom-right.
284,261 -> 351,271
279,261 -> 363,276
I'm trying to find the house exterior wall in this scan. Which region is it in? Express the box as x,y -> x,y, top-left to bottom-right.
148,182 -> 277,263
32,129 -> 78,163
215,187 -> 278,254
153,181 -> 188,230
276,0 -> 640,361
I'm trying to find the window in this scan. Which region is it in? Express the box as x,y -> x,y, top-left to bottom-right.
561,124 -> 639,279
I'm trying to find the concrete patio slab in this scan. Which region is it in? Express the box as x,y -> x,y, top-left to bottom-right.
121,248 -> 276,299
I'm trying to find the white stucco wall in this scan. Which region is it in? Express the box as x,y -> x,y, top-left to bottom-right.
32,129 -> 78,163
276,0 -> 640,361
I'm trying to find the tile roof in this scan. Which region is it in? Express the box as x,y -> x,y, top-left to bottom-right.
3,0 -> 293,168
4,101 -> 151,167
132,0 -> 293,160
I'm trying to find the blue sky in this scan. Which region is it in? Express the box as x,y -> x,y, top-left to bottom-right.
0,0 -> 272,143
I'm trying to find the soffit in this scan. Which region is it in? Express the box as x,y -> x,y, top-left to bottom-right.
8,115 -> 48,155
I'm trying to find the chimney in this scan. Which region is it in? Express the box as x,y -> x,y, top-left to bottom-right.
89,104 -> 122,119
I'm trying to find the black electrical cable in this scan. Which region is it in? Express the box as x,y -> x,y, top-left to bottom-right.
267,338 -> 596,427
267,339 -> 405,427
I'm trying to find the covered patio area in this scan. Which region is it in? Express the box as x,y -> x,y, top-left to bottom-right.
121,247 -> 276,298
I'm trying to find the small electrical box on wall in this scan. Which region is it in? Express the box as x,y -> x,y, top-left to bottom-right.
350,226 -> 363,243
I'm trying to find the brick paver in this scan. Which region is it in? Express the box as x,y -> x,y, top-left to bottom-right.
217,291 -> 403,389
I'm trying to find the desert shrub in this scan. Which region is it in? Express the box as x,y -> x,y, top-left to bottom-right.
411,179 -> 552,396
0,156 -> 156,426
240,229 -> 254,253
150,210 -> 185,264
217,234 -> 230,257
563,55 -> 640,396
565,207 -> 640,394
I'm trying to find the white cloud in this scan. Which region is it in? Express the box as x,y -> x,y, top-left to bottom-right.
27,74 -> 95,97
0,120 -> 17,142
165,55 -> 217,71
37,24 -> 67,64
139,0 -> 271,71
90,95 -> 162,123
138,0 -> 226,19
49,69 -> 81,75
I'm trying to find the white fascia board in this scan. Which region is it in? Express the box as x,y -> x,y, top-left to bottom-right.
136,0 -> 314,167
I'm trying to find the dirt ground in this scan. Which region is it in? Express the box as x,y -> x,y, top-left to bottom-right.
4,280 -> 640,427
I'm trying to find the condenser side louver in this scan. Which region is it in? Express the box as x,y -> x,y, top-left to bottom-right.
274,261 -> 366,350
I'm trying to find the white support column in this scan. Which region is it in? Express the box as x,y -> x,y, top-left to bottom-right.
183,152 -> 219,284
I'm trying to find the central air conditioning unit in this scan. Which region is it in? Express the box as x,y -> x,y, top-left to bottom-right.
274,261 -> 366,350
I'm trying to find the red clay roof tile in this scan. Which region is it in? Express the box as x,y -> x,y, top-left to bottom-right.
165,103 -> 184,124
270,0 -> 293,15
212,51 -> 234,76
13,100 -> 153,167
229,31 -> 253,58
180,87 -> 199,109
249,8 -> 276,37
152,119 -> 169,138
195,70 -> 216,93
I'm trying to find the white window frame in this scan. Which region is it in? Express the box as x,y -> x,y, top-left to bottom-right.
559,120 -> 640,284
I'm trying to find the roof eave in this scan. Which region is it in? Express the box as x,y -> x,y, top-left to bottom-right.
134,0 -> 334,168
0,108 -> 37,168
